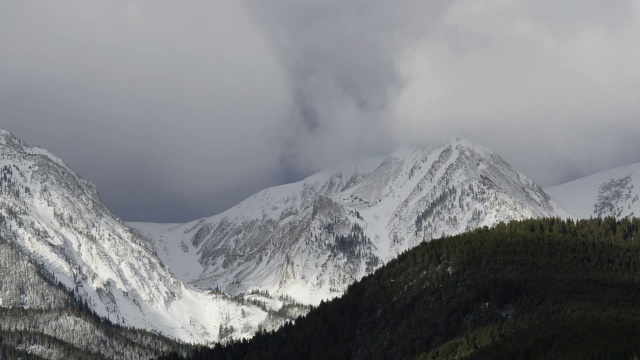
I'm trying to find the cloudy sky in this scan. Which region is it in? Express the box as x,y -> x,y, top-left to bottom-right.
1,0 -> 640,222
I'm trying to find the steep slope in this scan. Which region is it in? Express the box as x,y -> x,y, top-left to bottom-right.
0,235 -> 189,359
0,129 -> 271,344
545,163 -> 640,219
133,139 -> 567,304
180,218 -> 640,360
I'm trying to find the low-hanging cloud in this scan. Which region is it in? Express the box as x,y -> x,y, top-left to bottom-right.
0,0 -> 292,221
391,0 -> 640,184
249,0 -> 640,184
1,0 -> 640,221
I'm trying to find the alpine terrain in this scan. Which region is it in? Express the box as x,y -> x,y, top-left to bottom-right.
133,139 -> 569,305
546,163 -> 640,219
0,127 -> 580,356
0,128 -> 301,348
177,218 -> 640,360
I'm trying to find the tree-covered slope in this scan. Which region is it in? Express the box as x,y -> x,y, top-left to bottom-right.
0,235 -> 189,359
179,217 -> 640,359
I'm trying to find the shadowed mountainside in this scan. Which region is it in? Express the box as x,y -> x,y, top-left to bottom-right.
169,217 -> 640,360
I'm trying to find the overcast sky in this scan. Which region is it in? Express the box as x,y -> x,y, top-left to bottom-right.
2,0 -> 640,222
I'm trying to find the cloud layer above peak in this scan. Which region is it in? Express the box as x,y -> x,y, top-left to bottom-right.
1,0 -> 639,221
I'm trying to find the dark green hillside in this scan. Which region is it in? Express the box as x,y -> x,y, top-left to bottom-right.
179,217 -> 640,360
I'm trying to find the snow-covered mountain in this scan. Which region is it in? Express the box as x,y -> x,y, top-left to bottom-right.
0,125 -> 583,347
545,163 -> 640,219
0,129 -> 274,344
132,139 -> 568,305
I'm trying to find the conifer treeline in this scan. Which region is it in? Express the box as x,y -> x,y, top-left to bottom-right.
172,217 -> 640,359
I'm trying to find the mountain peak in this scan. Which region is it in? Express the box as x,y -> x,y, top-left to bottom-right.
388,138 -> 493,162
0,128 -> 74,170
133,139 -> 565,304
0,128 -> 14,138
0,130 -> 275,343
0,128 -> 21,146
448,137 -> 494,155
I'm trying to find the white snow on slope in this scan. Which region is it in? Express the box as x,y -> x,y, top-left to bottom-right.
2,125 -> 589,344
0,128 -> 270,344
545,163 -> 640,219
132,138 -> 567,305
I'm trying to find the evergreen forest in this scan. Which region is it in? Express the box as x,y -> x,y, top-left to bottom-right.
168,217 -> 640,359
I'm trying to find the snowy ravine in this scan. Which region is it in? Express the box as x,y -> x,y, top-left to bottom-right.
0,129 -> 272,344
132,139 -> 569,305
545,163 -> 640,219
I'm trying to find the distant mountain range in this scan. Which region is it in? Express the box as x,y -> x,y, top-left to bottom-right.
178,218 -> 640,359
0,127 -> 635,351
131,139 -> 568,305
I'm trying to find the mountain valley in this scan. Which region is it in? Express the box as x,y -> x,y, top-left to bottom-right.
132,139 -> 568,305
0,128 -> 638,358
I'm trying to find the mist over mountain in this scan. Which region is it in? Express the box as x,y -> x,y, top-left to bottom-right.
0,128 -> 639,359
3,0 -> 640,222
2,1 -> 640,359
132,138 -> 567,305
0,129 -> 309,347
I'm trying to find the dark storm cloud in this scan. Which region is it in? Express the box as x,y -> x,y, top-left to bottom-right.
249,0 -> 640,184
1,0 -> 640,221
246,0 -> 451,172
0,0 -> 292,221
389,0 -> 640,184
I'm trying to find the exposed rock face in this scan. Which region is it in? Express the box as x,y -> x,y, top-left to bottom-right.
0,129 -> 270,344
134,139 -> 565,305
594,175 -> 638,218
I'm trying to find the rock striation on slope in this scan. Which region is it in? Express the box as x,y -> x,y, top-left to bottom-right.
133,139 -> 567,304
546,163 -> 640,219
0,129 -> 270,344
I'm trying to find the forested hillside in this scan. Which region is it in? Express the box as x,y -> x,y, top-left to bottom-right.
0,235 -> 189,359
175,217 -> 640,359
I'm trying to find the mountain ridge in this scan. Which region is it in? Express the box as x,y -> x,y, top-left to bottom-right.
545,162 -> 640,219
132,138 -> 568,305
3,125 -> 622,350
0,128 -> 277,344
